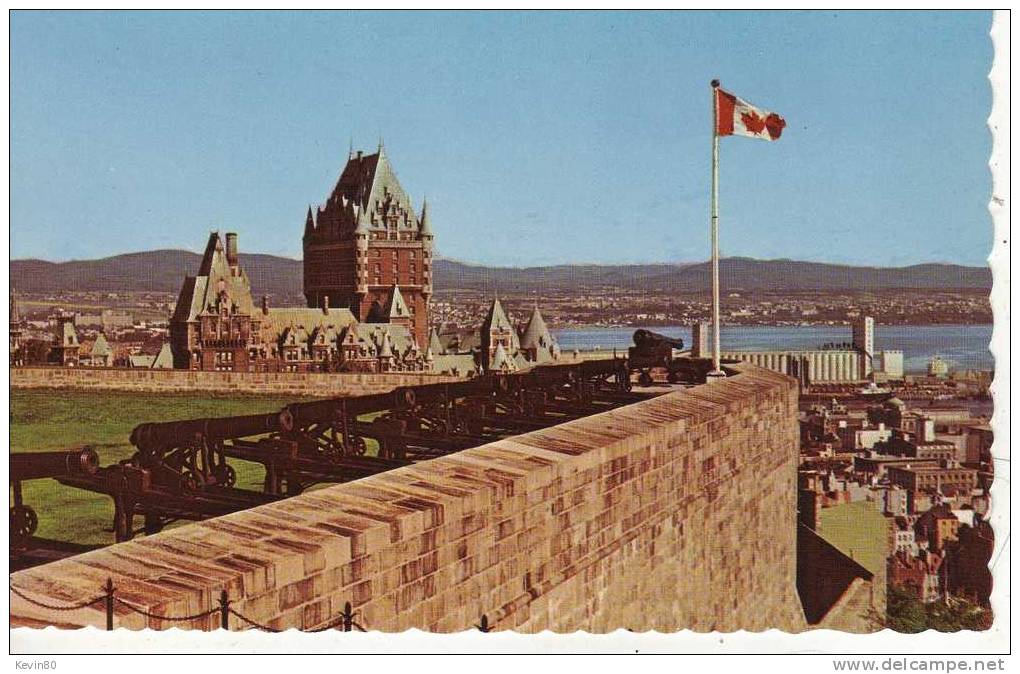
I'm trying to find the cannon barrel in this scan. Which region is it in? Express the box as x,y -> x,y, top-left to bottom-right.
10,447 -> 99,481
130,413 -> 286,453
403,377 -> 498,405
632,329 -> 684,351
282,388 -> 413,431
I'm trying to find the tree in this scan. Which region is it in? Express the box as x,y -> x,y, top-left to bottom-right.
887,584 -> 993,632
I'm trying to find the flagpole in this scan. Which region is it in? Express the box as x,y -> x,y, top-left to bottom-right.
708,79 -> 725,378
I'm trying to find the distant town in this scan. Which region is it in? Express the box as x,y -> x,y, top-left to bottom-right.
8,285 -> 992,368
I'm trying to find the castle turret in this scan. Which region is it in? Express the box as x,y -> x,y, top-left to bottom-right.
520,305 -> 560,364
480,297 -> 519,373
303,144 -> 432,347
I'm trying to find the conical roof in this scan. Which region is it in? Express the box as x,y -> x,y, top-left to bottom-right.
304,207 -> 315,237
91,332 -> 112,357
490,343 -> 515,372
520,306 -> 552,350
428,328 -> 444,356
482,297 -> 513,334
419,198 -> 432,236
151,342 -> 174,369
384,285 -> 410,319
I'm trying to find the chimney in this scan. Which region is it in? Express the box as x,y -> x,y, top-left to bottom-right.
322,295 -> 330,314
225,233 -> 239,273
261,295 -> 269,315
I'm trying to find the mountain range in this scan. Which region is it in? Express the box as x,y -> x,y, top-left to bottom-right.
10,250 -> 991,298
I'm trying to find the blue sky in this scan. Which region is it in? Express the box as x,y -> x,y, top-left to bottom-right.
11,10 -> 993,267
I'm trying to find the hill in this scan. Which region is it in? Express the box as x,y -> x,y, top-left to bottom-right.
10,251 -> 991,297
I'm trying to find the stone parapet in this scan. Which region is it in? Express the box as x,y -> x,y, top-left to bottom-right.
9,367 -> 463,397
11,363 -> 806,632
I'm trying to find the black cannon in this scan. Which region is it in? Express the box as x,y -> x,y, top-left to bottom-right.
10,447 -> 99,544
628,329 -> 685,386
47,361 -> 660,544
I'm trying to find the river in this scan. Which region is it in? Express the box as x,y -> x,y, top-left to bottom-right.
551,324 -> 995,374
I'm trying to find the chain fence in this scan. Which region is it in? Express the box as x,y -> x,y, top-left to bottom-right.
11,578 -> 482,633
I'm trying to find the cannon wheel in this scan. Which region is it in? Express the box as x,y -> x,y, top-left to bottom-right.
10,504 -> 38,540
638,370 -> 653,387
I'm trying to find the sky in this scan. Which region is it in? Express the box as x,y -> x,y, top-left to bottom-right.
10,10 -> 993,267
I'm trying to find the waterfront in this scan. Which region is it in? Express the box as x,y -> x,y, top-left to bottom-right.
553,324 -> 995,374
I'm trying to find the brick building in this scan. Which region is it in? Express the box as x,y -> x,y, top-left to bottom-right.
886,463 -> 978,495
170,232 -> 428,373
303,144 -> 433,348
49,314 -> 80,367
434,298 -> 562,374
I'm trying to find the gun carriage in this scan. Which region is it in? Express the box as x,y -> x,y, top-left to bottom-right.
628,329 -> 689,386
24,359 -> 645,548
10,447 -> 99,546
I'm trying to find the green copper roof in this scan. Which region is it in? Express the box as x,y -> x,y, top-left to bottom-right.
482,297 -> 513,334
173,232 -> 256,323
384,285 -> 411,320
91,332 -> 112,357
490,343 -> 515,372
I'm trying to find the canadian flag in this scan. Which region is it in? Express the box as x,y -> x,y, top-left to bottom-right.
715,86 -> 786,141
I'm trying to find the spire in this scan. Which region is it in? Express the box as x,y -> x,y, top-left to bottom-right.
10,287 -> 20,324
482,297 -> 513,334
520,305 -> 560,363
348,137 -> 354,160
379,330 -> 394,359
419,197 -> 432,236
428,327 -> 444,356
304,206 -> 315,238
377,136 -> 385,156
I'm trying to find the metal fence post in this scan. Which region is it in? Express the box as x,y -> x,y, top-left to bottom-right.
219,590 -> 230,630
342,601 -> 353,632
104,577 -> 115,631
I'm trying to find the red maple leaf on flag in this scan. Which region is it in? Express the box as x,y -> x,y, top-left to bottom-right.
765,113 -> 786,140
740,110 -> 766,134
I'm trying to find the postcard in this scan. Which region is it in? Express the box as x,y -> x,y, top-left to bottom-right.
7,8 -> 1009,663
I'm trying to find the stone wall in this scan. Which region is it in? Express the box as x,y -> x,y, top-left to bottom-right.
10,364 -> 808,632
9,366 -> 462,397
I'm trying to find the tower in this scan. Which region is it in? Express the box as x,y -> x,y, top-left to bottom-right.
51,314 -> 80,367
480,297 -> 519,373
303,145 -> 433,347
852,315 -> 875,378
9,288 -> 25,366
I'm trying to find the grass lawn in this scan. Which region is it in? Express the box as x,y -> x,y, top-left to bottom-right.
816,500 -> 891,577
10,388 -> 322,546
